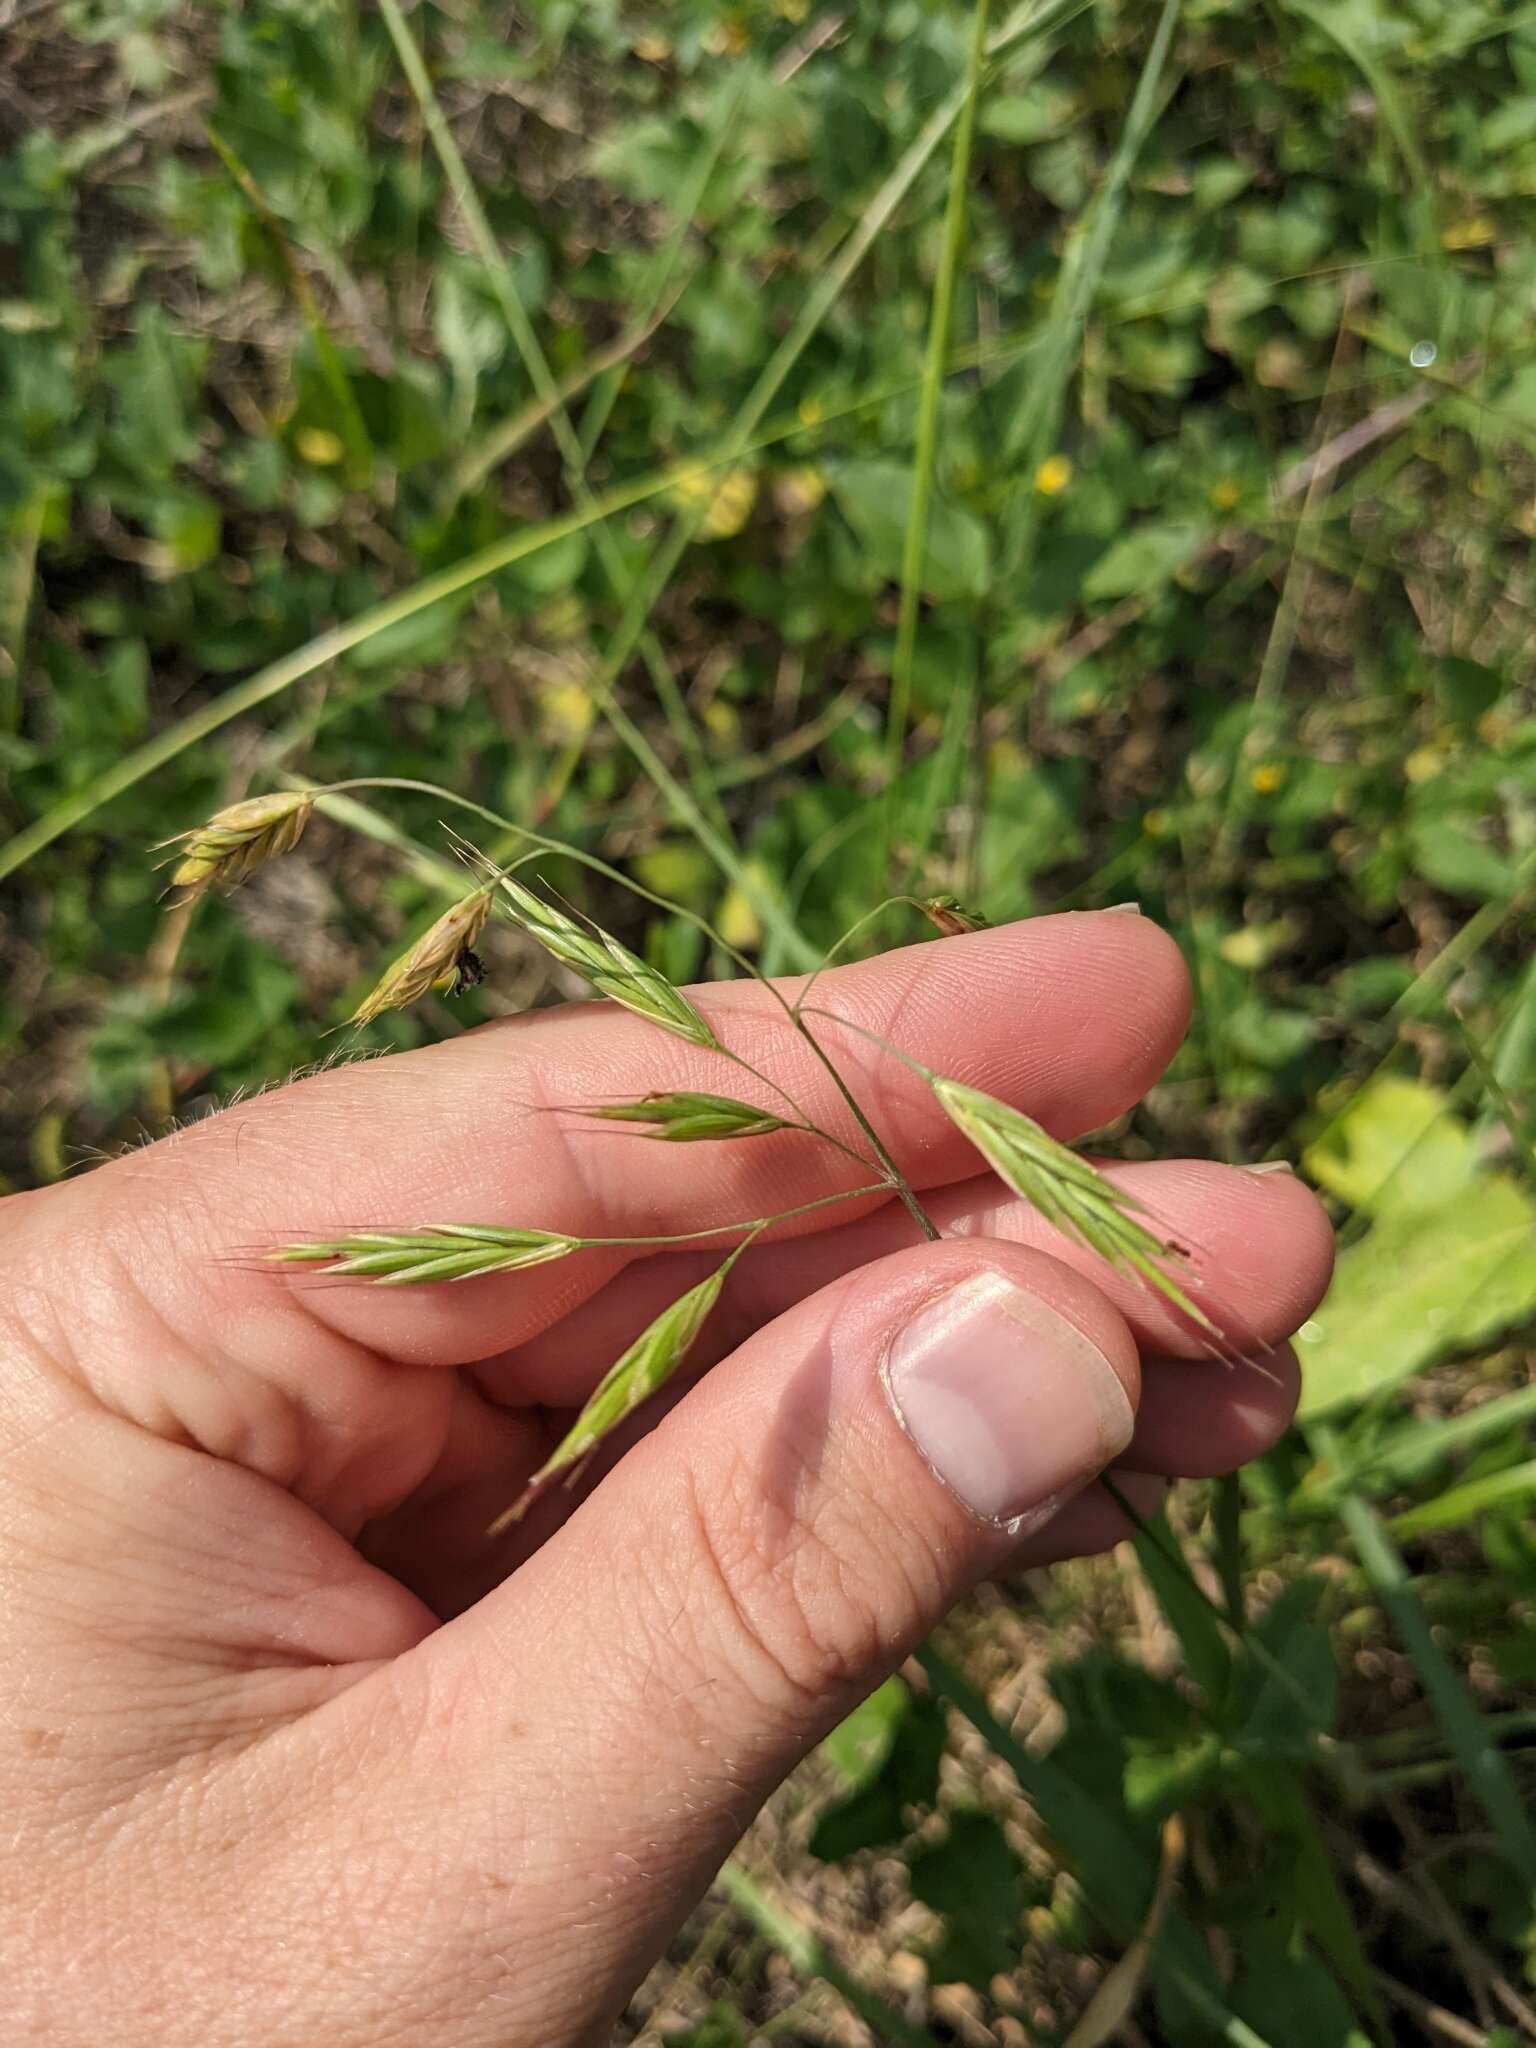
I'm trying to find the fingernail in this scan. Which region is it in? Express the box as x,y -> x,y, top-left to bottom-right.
1104,901 -> 1143,914
883,1273 -> 1134,1531
1241,1160 -> 1294,1176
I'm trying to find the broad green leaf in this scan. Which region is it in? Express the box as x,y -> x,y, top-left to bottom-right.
1435,655 -> 1505,722
1230,1931 -> 1371,2048
1303,1077 -> 1479,1217
820,1676 -> 909,1789
1230,1576 -> 1338,1753
827,459 -> 992,601
980,89 -> 1075,145
1122,1737 -> 1221,1820
1296,1175 -> 1536,1418
1080,521 -> 1203,602
810,1681 -> 945,1859
908,1811 -> 1030,1991
1407,816 -> 1518,901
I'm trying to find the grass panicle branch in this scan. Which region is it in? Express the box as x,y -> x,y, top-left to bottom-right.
273,1183 -> 892,1287
488,1240 -> 756,1533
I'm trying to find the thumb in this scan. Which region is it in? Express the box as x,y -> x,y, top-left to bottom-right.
334,1240 -> 1142,2043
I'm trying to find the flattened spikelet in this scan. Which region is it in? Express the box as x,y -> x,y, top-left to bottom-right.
931,1075 -> 1219,1334
349,886 -> 493,1026
163,790 -> 315,898
274,1223 -> 580,1284
919,894 -> 990,936
489,1260 -> 730,1532
498,875 -> 719,1049
582,1091 -> 788,1142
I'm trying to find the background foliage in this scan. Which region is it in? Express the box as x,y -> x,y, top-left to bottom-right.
2,0 -> 1534,2041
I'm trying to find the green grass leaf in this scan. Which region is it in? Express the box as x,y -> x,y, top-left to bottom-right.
1131,1503 -> 1232,1706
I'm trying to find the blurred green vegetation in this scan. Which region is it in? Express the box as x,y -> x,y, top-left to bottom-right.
2,0 -> 1534,2041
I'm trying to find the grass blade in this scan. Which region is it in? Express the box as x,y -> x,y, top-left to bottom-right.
718,1861 -> 944,2048
887,0 -> 992,773
1311,1422 -> 1536,1890
1004,0 -> 1183,493
376,0 -> 733,839
0,460 -> 676,886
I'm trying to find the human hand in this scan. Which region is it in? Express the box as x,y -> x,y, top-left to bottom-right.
0,913 -> 1332,2045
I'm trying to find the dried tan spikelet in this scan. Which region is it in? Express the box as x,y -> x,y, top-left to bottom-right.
163,790 -> 315,898
349,886 -> 493,1026
919,894 -> 990,936
274,1224 -> 581,1284
488,1257 -> 732,1533
931,1075 -> 1220,1336
582,1091 -> 788,1141
498,874 -> 720,1050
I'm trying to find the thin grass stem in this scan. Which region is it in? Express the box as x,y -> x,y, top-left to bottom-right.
887,0 -> 992,775
376,0 -> 733,836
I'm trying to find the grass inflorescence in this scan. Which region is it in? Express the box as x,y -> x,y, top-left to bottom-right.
178,790 -> 1241,1522
929,1076 -> 1224,1340
160,791 -> 316,900
581,1092 -> 791,1141
275,1224 -> 582,1284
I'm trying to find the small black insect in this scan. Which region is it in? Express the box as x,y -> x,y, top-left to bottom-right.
439,947 -> 486,997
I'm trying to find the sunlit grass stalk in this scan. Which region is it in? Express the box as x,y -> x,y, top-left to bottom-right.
886,0 -> 992,776
9,225 -> 1482,890
376,0 -> 732,837
376,0 -> 1098,973
4,235 -> 1136,890
470,0 -> 1094,963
